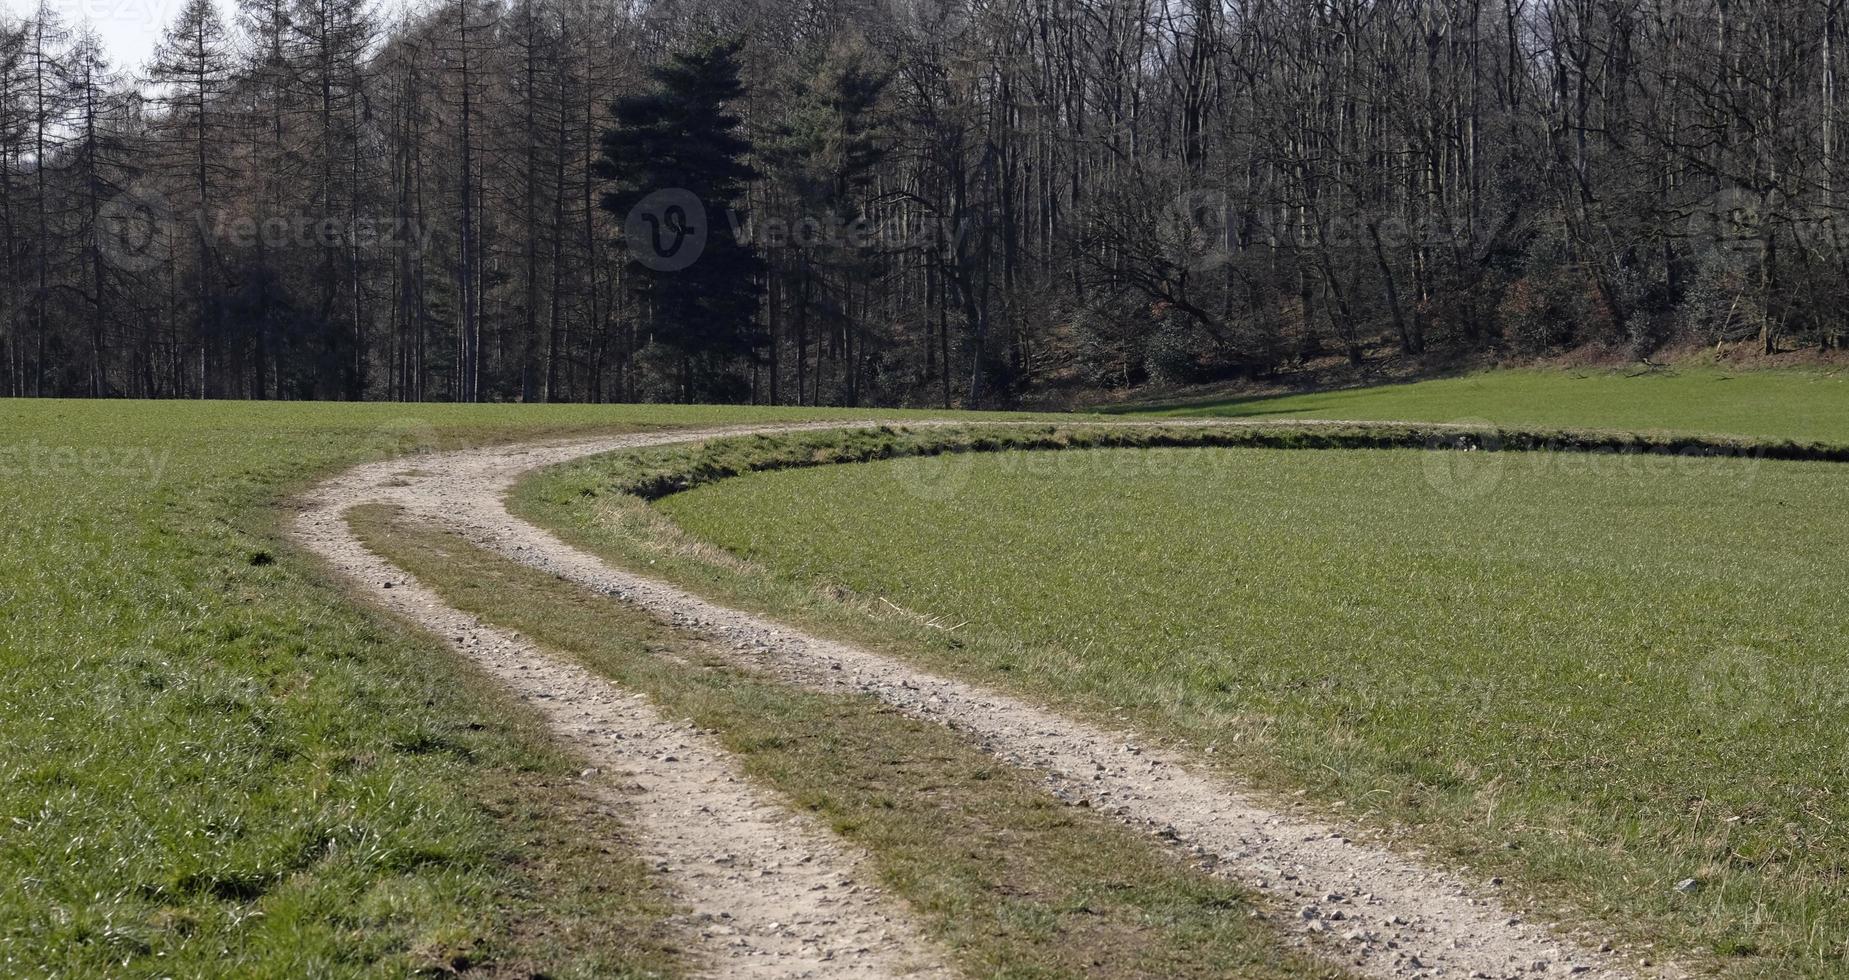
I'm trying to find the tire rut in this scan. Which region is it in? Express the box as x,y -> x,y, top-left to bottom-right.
302,422 -> 1686,980
291,426 -> 955,980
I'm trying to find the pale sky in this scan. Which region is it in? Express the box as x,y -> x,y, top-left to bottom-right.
0,0 -> 222,74
10,0 -> 417,76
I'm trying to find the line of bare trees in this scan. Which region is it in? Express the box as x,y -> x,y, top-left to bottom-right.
3,0 -> 1846,405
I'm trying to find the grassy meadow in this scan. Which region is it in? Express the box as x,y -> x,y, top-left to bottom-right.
519,413 -> 1849,977
0,399 -> 969,977
350,507 -> 1348,980
7,362 -> 1845,976
1111,366 -> 1849,442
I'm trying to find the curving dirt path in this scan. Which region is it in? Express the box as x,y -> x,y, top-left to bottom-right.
292,423 -> 955,980
297,422 -> 1681,980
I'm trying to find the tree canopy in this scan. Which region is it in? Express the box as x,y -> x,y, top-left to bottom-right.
3,0 -> 1846,405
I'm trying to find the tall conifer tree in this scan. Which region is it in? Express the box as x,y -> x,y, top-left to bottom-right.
598,37 -> 762,403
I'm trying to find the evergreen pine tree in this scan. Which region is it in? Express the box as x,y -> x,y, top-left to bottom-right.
598,37 -> 762,403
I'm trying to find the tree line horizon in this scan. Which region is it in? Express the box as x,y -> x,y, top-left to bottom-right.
1,0 -> 1844,406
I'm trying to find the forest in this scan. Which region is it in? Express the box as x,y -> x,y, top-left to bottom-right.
2,0 -> 1846,406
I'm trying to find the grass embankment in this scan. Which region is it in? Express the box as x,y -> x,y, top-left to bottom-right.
0,400 -> 965,977
348,506 -> 1351,980
558,421 -> 1849,505
1111,366 -> 1849,442
517,422 -> 1849,978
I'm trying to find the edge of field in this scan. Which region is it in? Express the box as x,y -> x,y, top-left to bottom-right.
510,420 -> 1849,978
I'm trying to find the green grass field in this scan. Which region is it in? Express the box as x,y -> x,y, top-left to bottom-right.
10,364 -> 1848,976
1111,366 -> 1849,442
0,399 -> 975,977
350,507 -> 1347,980
518,412 -> 1849,977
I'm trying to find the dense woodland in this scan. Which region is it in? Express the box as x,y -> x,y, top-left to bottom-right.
2,0 -> 1847,405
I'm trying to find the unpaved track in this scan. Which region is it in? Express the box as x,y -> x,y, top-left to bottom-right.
292,424 -> 954,979
300,422 -> 1675,980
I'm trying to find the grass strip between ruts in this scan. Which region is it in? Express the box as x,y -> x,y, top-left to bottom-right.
349,505 -> 1355,980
